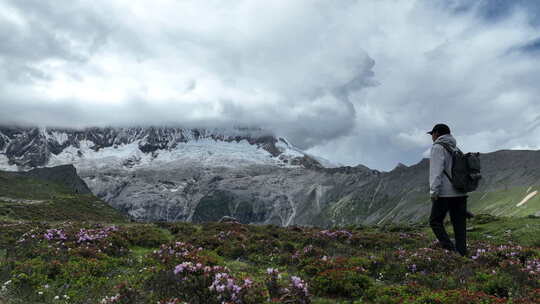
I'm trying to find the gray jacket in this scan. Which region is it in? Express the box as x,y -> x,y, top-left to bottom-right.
429,134 -> 467,198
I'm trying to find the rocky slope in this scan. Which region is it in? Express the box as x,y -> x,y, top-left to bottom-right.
1,126 -> 539,226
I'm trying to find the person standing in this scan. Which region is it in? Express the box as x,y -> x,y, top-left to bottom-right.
428,124 -> 468,256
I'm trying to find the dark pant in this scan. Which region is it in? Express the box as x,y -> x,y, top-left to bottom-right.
429,196 -> 468,256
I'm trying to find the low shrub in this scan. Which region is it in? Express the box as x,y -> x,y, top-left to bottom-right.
311,268 -> 373,298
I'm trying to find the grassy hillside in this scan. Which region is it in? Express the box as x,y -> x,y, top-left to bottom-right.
468,186 -> 540,217
0,170 -> 126,223
317,150 -> 540,226
1,216 -> 539,304
321,185 -> 540,227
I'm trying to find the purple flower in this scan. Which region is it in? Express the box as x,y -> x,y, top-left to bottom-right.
267,268 -> 279,275
289,276 -> 309,297
174,262 -> 193,275
43,229 -> 67,241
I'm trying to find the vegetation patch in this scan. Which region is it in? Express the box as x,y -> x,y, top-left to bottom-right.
1,217 -> 539,303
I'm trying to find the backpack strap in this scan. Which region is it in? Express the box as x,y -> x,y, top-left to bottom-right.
435,142 -> 453,154
443,170 -> 453,183
434,142 -> 454,183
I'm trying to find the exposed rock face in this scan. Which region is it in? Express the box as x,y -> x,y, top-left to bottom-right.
80,163 -> 377,225
87,148 -> 540,226
2,126 -> 540,226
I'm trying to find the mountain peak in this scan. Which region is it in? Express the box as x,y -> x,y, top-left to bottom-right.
0,126 -> 331,171
392,162 -> 408,171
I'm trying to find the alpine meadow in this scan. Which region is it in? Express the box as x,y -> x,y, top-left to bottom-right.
2,1 -> 540,303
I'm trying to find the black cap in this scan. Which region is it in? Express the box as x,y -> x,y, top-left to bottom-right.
427,123 -> 451,135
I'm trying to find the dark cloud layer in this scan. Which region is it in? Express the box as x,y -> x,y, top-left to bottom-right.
1,0 -> 540,170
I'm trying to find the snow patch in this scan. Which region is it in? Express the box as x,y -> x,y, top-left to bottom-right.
48,138 -> 303,171
516,190 -> 537,207
275,137 -> 340,167
275,138 -> 305,158
0,155 -> 18,171
50,131 -> 69,145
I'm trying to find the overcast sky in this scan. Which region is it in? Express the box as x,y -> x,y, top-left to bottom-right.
1,0 -> 540,170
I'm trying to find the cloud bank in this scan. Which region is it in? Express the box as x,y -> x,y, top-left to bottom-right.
1,0 -> 540,170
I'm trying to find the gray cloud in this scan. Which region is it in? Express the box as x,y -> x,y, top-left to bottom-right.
306,0 -> 540,170
1,0 -> 540,170
0,0 -> 376,150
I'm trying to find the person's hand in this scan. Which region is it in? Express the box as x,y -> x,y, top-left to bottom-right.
431,193 -> 439,202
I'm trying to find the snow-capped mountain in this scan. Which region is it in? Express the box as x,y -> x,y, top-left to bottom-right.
0,126 -> 359,225
2,126 -> 539,227
0,126 -> 338,171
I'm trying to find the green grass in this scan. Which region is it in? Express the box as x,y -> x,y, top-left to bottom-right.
467,215 -> 540,246
0,171 -> 126,223
320,184 -> 540,227
468,186 -> 540,217
418,214 -> 540,247
0,171 -> 75,200
0,195 -> 125,222
1,217 -> 540,303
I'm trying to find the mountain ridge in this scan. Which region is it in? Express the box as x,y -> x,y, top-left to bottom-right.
0,126 -> 339,171
1,125 -> 539,227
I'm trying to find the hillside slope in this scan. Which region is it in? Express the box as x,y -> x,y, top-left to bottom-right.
0,165 -> 126,222
322,150 -> 540,226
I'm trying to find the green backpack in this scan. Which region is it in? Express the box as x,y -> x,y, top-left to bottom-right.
436,142 -> 482,193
